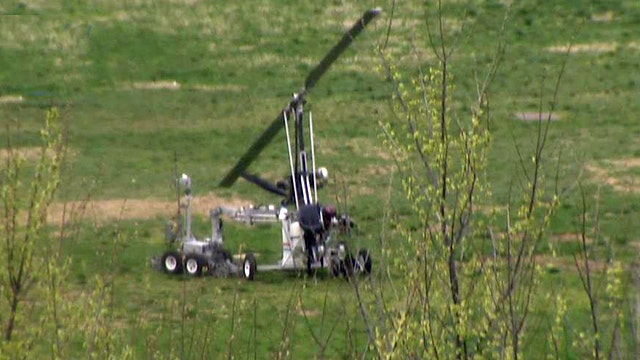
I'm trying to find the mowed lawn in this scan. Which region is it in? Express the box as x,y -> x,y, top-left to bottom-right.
1,0 -> 640,357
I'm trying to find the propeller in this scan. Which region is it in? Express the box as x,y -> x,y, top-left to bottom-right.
301,7 -> 381,97
219,8 -> 381,188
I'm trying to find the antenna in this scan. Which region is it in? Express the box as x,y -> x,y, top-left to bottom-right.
173,151 -> 183,238
310,111 -> 318,204
283,111 -> 300,209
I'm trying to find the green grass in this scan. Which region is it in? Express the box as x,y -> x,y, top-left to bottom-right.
2,0 -> 640,357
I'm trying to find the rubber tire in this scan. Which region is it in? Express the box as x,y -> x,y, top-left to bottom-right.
242,252 -> 257,281
356,248 -> 373,275
162,251 -> 183,274
184,254 -> 205,276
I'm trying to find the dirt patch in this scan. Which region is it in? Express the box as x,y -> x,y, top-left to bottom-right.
585,158 -> 640,194
47,193 -> 251,225
514,111 -> 561,121
362,163 -> 394,177
584,164 -> 624,192
628,241 -> 640,252
0,147 -> 58,161
478,254 -> 610,274
591,11 -> 614,22
333,137 -> 391,161
165,0 -> 201,5
246,53 -> 315,68
131,81 -> 181,90
0,95 -> 24,104
546,42 -> 618,54
126,81 -> 245,93
537,255 -> 610,273
475,204 -> 507,215
571,91 -> 610,103
552,233 -> 595,245
608,158 -> 640,168
0,146 -> 77,163
190,193 -> 250,215
297,308 -> 321,318
0,147 -> 41,161
351,186 -> 375,196
189,83 -> 245,92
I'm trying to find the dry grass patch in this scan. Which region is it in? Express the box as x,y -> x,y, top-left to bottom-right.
552,233 -> 595,245
398,16 -> 470,34
538,254 -> 610,273
0,146 -> 74,162
321,2 -> 364,28
590,11 -> 614,22
334,53 -> 384,75
361,163 -> 394,177
239,53 -> 316,68
585,158 -> 640,194
334,137 -> 391,161
0,95 -> 24,104
608,158 -> 640,168
297,307 -> 321,318
514,111 -> 561,122
47,193 -> 251,225
476,255 -> 610,274
571,91 -> 610,103
628,241 -> 640,253
547,39 -> 640,55
189,83 -> 245,92
0,18 -> 89,72
165,0 -> 201,5
546,42 -> 618,54
475,204 -> 507,215
91,5 -> 234,36
350,186 -> 376,196
362,163 -> 392,176
130,81 -> 181,90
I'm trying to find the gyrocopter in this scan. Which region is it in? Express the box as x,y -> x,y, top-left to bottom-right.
157,7 -> 381,280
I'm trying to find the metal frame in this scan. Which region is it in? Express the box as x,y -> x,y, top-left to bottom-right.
157,8 -> 381,280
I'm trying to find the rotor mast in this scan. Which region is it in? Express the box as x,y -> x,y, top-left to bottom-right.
218,8 -> 382,205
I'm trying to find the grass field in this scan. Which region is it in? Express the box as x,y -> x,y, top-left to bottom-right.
2,0 -> 640,357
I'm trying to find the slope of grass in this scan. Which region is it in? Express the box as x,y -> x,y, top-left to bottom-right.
2,0 -> 640,357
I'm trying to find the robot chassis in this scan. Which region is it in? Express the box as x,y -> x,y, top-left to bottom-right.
158,175 -> 372,280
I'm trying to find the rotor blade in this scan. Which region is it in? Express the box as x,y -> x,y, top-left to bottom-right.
219,112 -> 285,187
240,172 -> 288,197
301,7 -> 381,96
219,8 -> 381,188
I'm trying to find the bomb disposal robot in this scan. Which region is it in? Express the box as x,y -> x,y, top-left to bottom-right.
158,8 -> 380,280
159,174 -> 371,280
